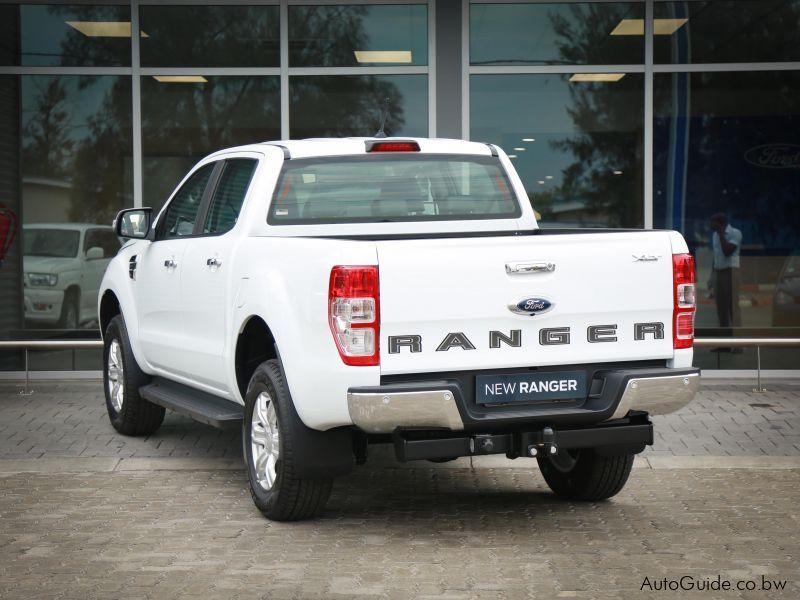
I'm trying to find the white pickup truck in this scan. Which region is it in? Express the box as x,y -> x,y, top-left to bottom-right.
99,137 -> 699,521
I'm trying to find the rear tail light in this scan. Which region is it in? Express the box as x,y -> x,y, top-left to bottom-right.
329,266 -> 380,366
672,253 -> 696,349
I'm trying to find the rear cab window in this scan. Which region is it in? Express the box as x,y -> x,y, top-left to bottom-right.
267,154 -> 520,224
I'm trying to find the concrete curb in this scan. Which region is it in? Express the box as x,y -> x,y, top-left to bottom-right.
1,455 -> 800,475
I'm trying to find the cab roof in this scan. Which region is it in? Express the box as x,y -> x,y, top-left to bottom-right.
206,137 -> 498,161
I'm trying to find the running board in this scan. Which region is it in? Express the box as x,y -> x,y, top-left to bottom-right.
139,378 -> 243,429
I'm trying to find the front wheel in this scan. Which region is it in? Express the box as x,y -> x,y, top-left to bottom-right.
103,315 -> 165,435
537,448 -> 634,501
243,360 -> 333,521
59,293 -> 79,329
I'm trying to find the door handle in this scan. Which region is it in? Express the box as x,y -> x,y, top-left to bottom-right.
206,257 -> 222,267
164,259 -> 177,269
505,261 -> 555,274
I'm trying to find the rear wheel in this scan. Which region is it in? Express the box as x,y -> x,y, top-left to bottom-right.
537,447 -> 634,501
243,360 -> 333,521
103,315 -> 165,435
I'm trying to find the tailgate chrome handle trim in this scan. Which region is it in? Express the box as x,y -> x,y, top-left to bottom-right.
505,261 -> 555,274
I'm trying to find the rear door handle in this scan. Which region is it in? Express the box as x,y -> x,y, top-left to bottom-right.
206,257 -> 222,267
164,259 -> 177,269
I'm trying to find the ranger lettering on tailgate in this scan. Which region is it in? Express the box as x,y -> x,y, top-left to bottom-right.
388,322 -> 666,353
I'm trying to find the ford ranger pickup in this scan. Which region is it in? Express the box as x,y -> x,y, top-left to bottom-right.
99,137 -> 699,521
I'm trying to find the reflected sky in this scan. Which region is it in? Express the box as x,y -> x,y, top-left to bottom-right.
289,4 -> 427,67
470,2 -> 644,65
16,4 -> 131,67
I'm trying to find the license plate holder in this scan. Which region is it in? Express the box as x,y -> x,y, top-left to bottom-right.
476,371 -> 587,405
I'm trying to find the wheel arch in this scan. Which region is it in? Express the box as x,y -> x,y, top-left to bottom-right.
235,315 -> 278,401
99,289 -> 121,337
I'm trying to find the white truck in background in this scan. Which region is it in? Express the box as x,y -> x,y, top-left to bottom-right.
98,137 -> 699,521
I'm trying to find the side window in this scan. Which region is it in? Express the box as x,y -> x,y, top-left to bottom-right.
83,230 -> 101,254
159,163 -> 215,239
84,229 -> 121,258
98,230 -> 122,257
203,159 -> 257,235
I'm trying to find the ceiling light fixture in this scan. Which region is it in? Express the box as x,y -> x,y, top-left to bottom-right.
66,21 -> 148,37
507,154 -> 517,158
513,147 -> 525,151
522,138 -> 535,142
354,50 -> 412,64
153,75 -> 208,83
569,73 -> 626,82
610,18 -> 688,36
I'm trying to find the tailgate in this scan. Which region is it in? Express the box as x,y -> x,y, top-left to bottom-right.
378,231 -> 676,375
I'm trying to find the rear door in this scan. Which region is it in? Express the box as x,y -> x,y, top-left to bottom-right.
180,156 -> 259,390
377,231 -> 675,375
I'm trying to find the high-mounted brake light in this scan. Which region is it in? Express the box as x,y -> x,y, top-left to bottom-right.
366,141 -> 420,153
329,266 -> 380,366
672,253 -> 696,349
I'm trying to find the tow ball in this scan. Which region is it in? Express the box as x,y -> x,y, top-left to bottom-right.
527,427 -> 557,457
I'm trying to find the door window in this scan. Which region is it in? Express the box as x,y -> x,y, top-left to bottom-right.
84,229 -> 121,258
203,159 -> 257,234
159,163 -> 215,239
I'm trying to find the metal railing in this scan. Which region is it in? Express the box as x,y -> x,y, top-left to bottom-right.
2,338 -> 800,395
692,338 -> 800,392
0,340 -> 103,395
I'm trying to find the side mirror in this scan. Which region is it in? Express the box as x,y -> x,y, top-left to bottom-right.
85,246 -> 104,260
114,208 -> 153,239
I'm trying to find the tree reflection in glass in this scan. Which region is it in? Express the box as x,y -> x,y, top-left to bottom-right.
141,76 -> 280,210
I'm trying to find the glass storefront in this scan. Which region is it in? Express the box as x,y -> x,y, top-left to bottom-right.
654,69 -> 800,369
0,0 -> 798,373
470,2 -> 645,65
141,75 -> 280,210
471,74 -> 644,228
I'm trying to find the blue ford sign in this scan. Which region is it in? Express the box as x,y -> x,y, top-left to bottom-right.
509,297 -> 553,316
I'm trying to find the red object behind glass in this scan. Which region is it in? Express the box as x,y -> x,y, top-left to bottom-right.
0,203 -> 18,267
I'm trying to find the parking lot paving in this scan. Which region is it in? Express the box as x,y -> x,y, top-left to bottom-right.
1,380 -> 799,461
1,380 -> 799,599
1,466 -> 798,599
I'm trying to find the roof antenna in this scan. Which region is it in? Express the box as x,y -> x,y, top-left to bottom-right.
374,97 -> 390,138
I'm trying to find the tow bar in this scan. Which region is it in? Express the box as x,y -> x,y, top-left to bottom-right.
392,416 -> 653,462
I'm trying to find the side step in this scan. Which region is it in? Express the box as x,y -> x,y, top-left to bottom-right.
139,378 -> 243,429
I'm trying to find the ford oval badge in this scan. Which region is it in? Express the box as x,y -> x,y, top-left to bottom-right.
509,297 -> 553,316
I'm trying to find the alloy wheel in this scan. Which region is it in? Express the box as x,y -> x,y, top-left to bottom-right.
251,391 -> 280,490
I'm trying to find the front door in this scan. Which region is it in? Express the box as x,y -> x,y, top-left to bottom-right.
134,162 -> 217,375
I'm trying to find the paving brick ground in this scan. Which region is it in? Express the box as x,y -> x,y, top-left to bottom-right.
1,380 -> 799,460
1,380 -> 799,599
0,467 -> 798,599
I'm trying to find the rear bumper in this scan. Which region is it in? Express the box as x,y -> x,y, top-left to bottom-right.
347,366 -> 700,434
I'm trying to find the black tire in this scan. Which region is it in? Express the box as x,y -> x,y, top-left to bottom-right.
243,360 -> 333,521
103,315 -> 165,435
59,291 -> 79,329
537,448 -> 634,501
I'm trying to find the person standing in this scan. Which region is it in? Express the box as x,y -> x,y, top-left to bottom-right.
710,213 -> 742,331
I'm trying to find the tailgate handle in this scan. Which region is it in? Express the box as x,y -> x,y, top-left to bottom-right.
506,262 -> 555,274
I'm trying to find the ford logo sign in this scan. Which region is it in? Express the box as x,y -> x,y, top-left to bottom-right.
508,297 -> 553,316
